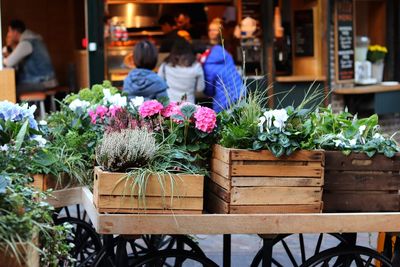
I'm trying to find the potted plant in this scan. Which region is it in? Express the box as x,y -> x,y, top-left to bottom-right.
367,45 -> 388,83
208,90 -> 325,214
93,99 -> 216,213
305,106 -> 400,211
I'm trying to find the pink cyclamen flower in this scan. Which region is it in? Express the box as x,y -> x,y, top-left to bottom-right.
95,105 -> 109,119
194,106 -> 217,133
88,109 -> 97,124
161,102 -> 178,118
108,105 -> 121,118
139,100 -> 163,118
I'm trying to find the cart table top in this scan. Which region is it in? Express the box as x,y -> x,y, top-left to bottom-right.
51,187 -> 400,235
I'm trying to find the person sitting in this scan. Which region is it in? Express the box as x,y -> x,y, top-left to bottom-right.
3,19 -> 57,94
158,39 -> 205,104
123,40 -> 168,100
201,18 -> 244,112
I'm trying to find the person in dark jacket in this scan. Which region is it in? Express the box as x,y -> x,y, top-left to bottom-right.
123,40 -> 168,100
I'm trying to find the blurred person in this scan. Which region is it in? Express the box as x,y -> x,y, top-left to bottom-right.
3,19 -> 57,94
159,14 -> 190,53
175,12 -> 203,40
200,18 -> 244,112
158,39 -> 205,103
123,40 -> 168,100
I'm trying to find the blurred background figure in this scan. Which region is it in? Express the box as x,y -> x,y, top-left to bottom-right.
158,39 -> 204,104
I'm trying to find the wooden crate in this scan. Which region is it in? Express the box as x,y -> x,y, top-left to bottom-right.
206,145 -> 325,214
93,167 -> 204,214
31,174 -> 76,191
323,151 -> 400,212
0,240 -> 39,267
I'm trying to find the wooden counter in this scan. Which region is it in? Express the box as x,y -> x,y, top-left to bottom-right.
0,68 -> 16,102
333,84 -> 400,95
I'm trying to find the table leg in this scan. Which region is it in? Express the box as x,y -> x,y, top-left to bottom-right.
116,236 -> 129,267
223,234 -> 231,267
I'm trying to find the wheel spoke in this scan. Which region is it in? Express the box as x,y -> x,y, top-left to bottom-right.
299,234 -> 306,263
271,258 -> 284,267
314,234 -> 323,255
281,239 -> 299,267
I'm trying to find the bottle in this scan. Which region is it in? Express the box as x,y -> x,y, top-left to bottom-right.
274,6 -> 292,76
121,22 -> 128,42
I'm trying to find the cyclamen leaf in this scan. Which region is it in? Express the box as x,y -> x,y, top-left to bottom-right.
0,175 -> 9,194
180,105 -> 197,119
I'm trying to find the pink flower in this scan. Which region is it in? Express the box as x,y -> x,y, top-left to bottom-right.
108,105 -> 121,117
161,102 -> 178,117
96,105 -> 108,119
139,100 -> 163,118
194,107 -> 216,133
88,109 -> 97,124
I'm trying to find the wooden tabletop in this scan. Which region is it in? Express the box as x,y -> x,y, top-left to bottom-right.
51,187 -> 400,235
333,84 -> 400,95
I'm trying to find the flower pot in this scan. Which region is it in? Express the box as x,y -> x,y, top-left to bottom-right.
323,151 -> 400,212
93,167 -> 204,213
206,145 -> 324,214
0,236 -> 39,267
31,174 -> 76,191
371,60 -> 384,83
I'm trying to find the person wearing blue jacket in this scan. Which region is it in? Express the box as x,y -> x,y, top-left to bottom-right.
123,40 -> 168,100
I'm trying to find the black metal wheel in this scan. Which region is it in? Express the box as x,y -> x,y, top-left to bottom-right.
54,204 -> 91,223
251,233 -> 348,267
299,245 -> 392,267
131,249 -> 218,267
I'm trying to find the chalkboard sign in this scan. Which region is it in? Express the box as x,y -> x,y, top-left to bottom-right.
335,0 -> 355,82
294,9 -> 314,57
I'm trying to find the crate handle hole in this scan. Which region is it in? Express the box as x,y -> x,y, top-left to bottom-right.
351,159 -> 372,166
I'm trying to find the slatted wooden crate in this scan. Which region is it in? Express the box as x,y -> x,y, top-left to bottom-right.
93,167 -> 204,214
31,174 -> 75,191
206,145 -> 325,214
323,151 -> 400,212
0,239 -> 40,267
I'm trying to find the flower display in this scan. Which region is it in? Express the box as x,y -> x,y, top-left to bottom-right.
367,45 -> 388,63
68,99 -> 91,112
0,101 -> 38,130
130,96 -> 145,108
161,102 -> 178,118
258,109 -> 289,133
138,100 -> 164,118
194,107 -> 217,133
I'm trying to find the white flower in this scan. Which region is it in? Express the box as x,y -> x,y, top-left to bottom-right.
69,99 -> 91,112
28,104 -> 37,115
333,139 -> 344,147
349,138 -> 357,147
272,109 -> 289,131
39,120 -> 47,126
103,88 -> 112,101
130,96 -> 145,107
0,144 -> 9,152
32,135 -> 47,147
258,116 -> 266,133
108,94 -> 127,107
373,133 -> 384,140
359,125 -> 366,135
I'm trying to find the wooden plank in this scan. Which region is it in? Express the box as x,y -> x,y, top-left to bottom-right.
211,158 -> 230,178
231,187 -> 322,205
47,187 -> 83,208
0,69 -> 16,103
97,208 -> 203,214
229,147 -> 324,162
210,172 -> 231,190
0,240 -> 40,267
230,204 -> 322,214
95,167 -> 203,197
323,192 -> 399,212
231,165 -> 323,177
32,174 -> 45,191
96,196 -> 203,211
232,177 -> 323,187
325,151 -> 400,171
325,171 -> 400,191
82,187 -> 99,229
333,84 -> 400,95
206,180 -> 230,202
96,212 -> 400,235
212,144 -> 231,164
205,192 -> 229,214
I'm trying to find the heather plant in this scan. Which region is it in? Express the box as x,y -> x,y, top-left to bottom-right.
96,128 -> 157,172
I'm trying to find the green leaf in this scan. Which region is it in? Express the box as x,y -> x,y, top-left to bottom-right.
366,150 -> 376,158
0,175 -> 9,194
270,144 -> 284,158
33,150 -> 58,167
186,143 -> 200,152
180,105 -> 196,119
14,120 -> 29,151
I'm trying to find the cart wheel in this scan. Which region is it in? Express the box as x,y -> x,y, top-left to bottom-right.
56,217 -> 103,267
128,235 -> 206,258
251,233 -> 348,267
131,249 -> 218,267
299,245 -> 392,267
54,204 -> 91,224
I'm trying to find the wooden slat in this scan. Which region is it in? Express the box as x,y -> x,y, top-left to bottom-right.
212,144 -> 231,163
96,196 -> 203,211
230,147 -> 324,162
97,208 -> 203,214
0,69 -> 16,103
210,172 -> 231,190
323,192 -> 400,212
325,151 -> 400,171
231,187 -> 322,205
205,192 -> 229,214
82,187 -> 99,229
211,158 -> 230,178
231,165 -> 323,177
230,204 -> 322,214
206,180 -> 231,202
95,167 -> 203,197
0,240 -> 40,267
47,187 -> 83,208
325,172 -> 400,191
232,177 -> 323,187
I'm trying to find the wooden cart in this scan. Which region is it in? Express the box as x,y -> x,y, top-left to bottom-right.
49,187 -> 400,266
